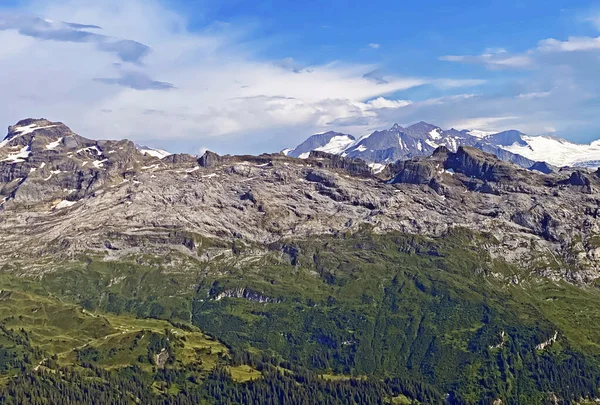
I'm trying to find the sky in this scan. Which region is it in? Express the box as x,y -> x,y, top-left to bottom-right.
1,0 -> 600,154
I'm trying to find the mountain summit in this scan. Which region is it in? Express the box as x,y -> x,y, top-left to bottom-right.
287,122 -> 600,169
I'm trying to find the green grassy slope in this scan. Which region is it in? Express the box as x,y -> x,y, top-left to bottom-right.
1,229 -> 600,403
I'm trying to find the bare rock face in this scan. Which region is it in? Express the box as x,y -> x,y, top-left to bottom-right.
306,151 -> 372,176
198,150 -> 225,168
1,118 -> 600,285
560,170 -> 592,193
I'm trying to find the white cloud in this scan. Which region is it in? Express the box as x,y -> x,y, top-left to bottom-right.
366,97 -> 411,109
445,116 -> 519,132
440,49 -> 534,69
515,91 -> 552,99
0,0 -> 483,153
368,43 -> 381,49
537,36 -> 600,52
434,16 -> 600,142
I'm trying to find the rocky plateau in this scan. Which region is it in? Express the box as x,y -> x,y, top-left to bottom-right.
1,118 -> 600,285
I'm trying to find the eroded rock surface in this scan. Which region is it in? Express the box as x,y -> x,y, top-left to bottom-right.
1,119 -> 600,284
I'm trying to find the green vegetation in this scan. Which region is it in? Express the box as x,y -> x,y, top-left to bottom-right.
2,229 -> 600,403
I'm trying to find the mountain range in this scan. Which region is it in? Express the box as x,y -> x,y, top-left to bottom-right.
284,121 -> 600,172
2,118 -> 600,404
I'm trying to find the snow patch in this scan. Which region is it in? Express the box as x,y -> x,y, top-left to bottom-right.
55,200 -> 77,210
77,146 -> 102,155
425,140 -> 439,149
467,129 -> 496,138
46,138 -> 63,150
137,146 -> 171,159
429,128 -> 442,140
501,135 -> 600,167
314,135 -> 355,155
0,124 -> 58,148
368,163 -> 386,174
92,159 -> 108,168
298,152 -> 310,159
3,145 -> 31,163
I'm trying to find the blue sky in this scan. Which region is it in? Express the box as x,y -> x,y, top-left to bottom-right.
1,0 -> 600,154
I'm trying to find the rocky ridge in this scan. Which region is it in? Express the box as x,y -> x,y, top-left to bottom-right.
1,119 -> 600,285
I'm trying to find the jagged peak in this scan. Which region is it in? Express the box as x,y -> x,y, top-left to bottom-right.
198,150 -> 222,167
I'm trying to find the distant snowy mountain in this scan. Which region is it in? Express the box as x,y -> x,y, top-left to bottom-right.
498,135 -> 600,168
286,122 -> 600,171
286,131 -> 355,159
135,145 -> 171,159
341,122 -> 482,164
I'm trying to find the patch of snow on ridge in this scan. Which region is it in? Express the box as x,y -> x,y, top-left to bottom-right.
369,163 -> 386,174
0,124 -> 58,148
314,136 -> 355,155
137,145 -> 171,159
467,129 -> 495,138
93,159 -> 108,168
501,135 -> 600,167
55,200 -> 77,210
298,152 -> 310,159
46,138 -> 63,150
425,140 -> 439,149
77,146 -> 102,155
429,129 -> 442,140
3,145 -> 31,163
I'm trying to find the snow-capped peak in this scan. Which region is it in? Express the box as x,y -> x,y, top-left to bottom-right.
0,123 -> 58,148
287,121 -> 600,169
136,145 -> 172,159
286,131 -> 355,159
499,135 -> 600,167
465,129 -> 496,139
314,135 -> 356,155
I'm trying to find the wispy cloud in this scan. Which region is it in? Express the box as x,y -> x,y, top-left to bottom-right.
0,12 -> 149,63
94,71 -> 175,91
0,0 -> 486,153
515,91 -> 552,99
440,49 -> 534,69
368,43 -> 381,49
14,0 -> 600,153
537,36 -> 600,52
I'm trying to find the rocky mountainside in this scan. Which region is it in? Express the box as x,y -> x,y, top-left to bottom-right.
287,122 -> 600,170
4,118 -> 600,404
1,118 -> 600,284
